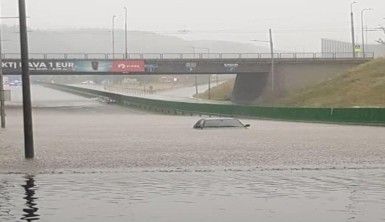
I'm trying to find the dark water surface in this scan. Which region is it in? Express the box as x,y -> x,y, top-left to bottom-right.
1,85 -> 385,221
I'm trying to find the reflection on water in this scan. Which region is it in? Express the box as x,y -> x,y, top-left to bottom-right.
21,176 -> 39,222
0,169 -> 385,222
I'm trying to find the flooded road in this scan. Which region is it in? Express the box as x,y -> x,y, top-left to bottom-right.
1,85 -> 385,221
1,169 -> 385,222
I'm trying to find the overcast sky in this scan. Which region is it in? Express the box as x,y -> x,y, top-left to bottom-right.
1,0 -> 384,51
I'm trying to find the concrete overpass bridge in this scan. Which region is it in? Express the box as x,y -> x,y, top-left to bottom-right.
1,52 -> 373,104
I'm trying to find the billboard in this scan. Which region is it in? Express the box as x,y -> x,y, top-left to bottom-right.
2,61 -> 76,72
112,60 -> 145,73
74,61 -> 112,72
2,60 -> 146,74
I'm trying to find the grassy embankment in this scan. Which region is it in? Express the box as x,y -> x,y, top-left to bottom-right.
194,80 -> 235,101
196,59 -> 385,107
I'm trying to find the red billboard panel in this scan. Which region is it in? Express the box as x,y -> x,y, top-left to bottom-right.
112,60 -> 145,73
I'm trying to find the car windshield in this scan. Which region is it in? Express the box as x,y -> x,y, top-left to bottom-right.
203,119 -> 244,128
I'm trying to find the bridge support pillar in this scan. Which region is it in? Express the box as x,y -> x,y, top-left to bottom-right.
231,73 -> 269,104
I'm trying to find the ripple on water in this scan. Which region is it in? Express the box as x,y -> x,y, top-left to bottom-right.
1,168 -> 385,222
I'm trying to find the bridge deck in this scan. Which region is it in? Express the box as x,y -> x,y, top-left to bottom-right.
1,52 -> 373,75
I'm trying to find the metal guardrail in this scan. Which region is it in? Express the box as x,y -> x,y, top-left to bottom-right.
1,52 -> 375,60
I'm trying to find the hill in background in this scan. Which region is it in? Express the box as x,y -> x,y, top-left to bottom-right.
1,25 -> 267,54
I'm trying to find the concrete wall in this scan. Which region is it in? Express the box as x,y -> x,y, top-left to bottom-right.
231,73 -> 269,104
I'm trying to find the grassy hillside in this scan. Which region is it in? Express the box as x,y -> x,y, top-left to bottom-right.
194,80 -> 235,101
278,58 -> 385,107
196,59 -> 385,107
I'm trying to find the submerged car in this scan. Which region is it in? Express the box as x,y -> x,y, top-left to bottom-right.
193,118 -> 250,129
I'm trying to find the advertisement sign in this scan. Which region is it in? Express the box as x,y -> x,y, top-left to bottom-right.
2,61 -> 76,72
224,63 -> 239,72
2,60 -> 148,74
74,61 -> 112,72
112,60 -> 145,73
144,64 -> 159,72
185,62 -> 197,72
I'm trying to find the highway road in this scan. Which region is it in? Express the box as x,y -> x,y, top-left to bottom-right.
1,85 -> 384,222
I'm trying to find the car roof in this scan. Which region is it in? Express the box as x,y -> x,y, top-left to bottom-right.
201,118 -> 237,121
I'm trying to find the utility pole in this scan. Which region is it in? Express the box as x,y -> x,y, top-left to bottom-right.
193,47 -> 212,98
112,15 -> 116,59
269,28 -> 275,92
192,47 -> 198,95
350,1 -> 358,58
18,0 -> 34,158
204,48 -> 211,99
0,25 -> 5,128
361,8 -> 373,58
208,75 -> 211,100
251,29 -> 275,92
124,7 -> 128,59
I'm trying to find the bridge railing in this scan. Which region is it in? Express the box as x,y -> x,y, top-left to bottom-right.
1,52 -> 375,60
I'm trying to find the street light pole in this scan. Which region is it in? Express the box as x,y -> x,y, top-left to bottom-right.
18,0 -> 34,158
124,7 -> 128,59
112,15 -> 116,59
361,8 -> 373,58
193,47 -> 211,99
0,26 -> 6,128
269,28 -> 275,92
192,47 -> 198,95
350,1 -> 358,58
251,29 -> 275,92
204,48 -> 211,99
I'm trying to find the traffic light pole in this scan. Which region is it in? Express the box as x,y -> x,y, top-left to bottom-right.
18,0 -> 34,159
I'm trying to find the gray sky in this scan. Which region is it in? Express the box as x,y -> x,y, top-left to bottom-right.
1,0 -> 385,51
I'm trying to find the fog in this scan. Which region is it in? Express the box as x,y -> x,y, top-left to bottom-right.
1,0 -> 385,51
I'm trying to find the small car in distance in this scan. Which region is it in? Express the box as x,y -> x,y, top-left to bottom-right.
193,118 -> 250,129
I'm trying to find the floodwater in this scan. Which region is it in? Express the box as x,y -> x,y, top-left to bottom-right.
1,85 -> 385,222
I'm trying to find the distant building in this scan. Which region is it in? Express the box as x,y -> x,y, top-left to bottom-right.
321,38 -> 385,58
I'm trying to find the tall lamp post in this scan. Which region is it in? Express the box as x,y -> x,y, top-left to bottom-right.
112,15 -> 117,59
201,48 -> 211,99
124,7 -> 128,59
18,0 -> 34,158
0,28 -> 5,129
191,47 -> 198,95
350,1 -> 358,58
361,8 -> 373,58
194,47 -> 211,99
252,28 -> 275,92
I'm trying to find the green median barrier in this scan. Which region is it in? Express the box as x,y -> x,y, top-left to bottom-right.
331,108 -> 385,124
49,84 -> 385,125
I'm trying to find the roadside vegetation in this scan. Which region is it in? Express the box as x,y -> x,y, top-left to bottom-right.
194,80 -> 235,101
196,58 -> 385,107
278,58 -> 385,107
